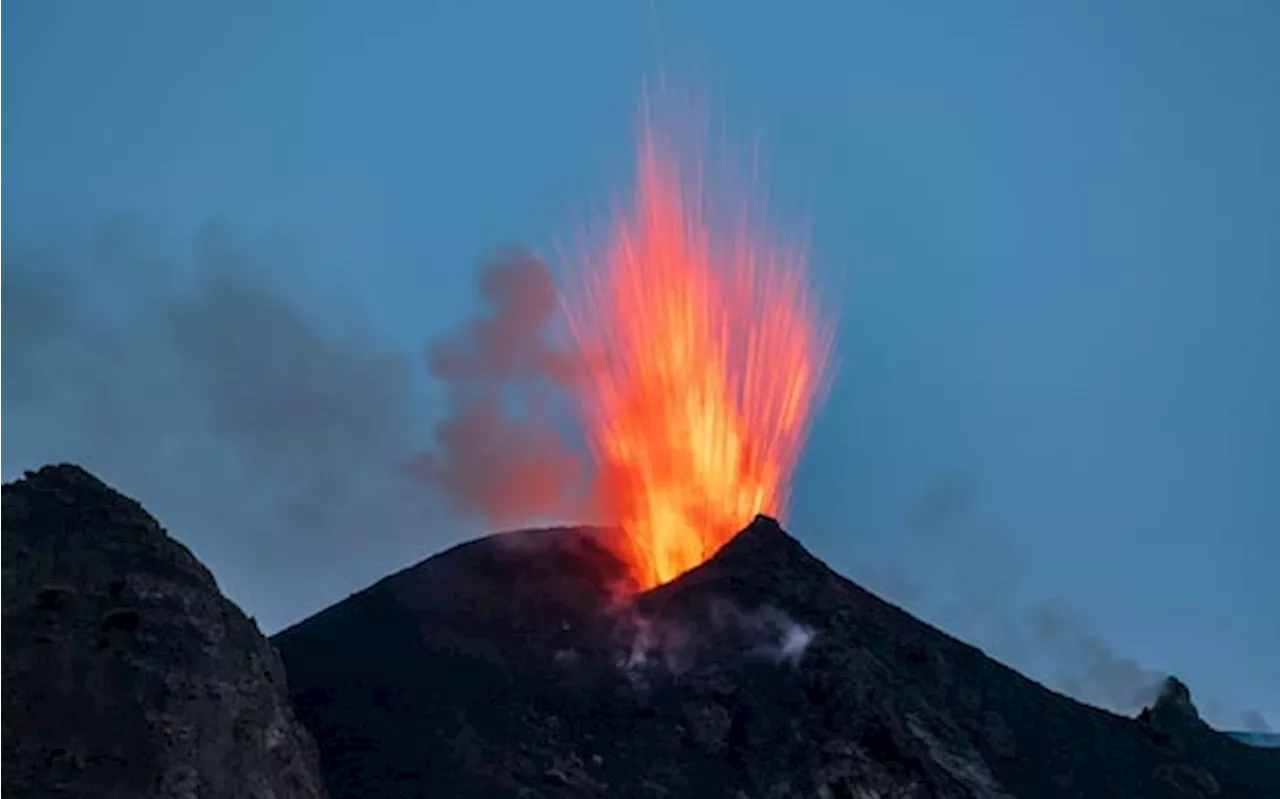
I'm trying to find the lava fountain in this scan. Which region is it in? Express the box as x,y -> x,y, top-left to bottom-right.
565,108 -> 836,590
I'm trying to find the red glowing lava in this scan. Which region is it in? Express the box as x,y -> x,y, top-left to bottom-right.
565,110 -> 835,589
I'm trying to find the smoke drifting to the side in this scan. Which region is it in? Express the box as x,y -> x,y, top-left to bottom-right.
852,472 -> 1270,730
0,224 -> 608,633
1241,710 -> 1275,734
3,225 -> 614,633
1028,602 -> 1165,712
406,249 -> 587,527
1,222 -> 438,631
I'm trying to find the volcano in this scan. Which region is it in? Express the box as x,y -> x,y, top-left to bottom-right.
5,464 -> 1276,798
273,516 -> 1280,799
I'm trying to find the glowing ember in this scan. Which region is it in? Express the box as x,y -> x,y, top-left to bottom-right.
565,112 -> 835,590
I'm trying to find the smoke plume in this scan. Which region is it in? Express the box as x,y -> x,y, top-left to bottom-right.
1241,710 -> 1274,734
852,472 -> 1271,730
405,248 -> 587,527
2,224 -> 604,630
1028,602 -> 1165,712
1,221 -> 437,630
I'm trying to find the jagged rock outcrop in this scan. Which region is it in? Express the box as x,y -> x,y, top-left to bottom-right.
1,464 -> 328,799
275,515 -> 1280,799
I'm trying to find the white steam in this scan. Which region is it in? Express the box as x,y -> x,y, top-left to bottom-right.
707,598 -> 817,667
614,597 -> 818,682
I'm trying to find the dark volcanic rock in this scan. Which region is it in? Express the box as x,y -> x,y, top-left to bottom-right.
274,514 -> 1280,798
1,464 -> 328,799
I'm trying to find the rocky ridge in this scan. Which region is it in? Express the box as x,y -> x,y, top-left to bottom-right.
1,464 -> 328,799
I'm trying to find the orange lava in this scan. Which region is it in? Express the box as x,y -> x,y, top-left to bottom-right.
565,116 -> 835,590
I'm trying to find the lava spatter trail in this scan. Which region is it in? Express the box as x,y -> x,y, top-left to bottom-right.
565,110 -> 836,590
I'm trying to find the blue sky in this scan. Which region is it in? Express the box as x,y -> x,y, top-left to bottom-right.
4,2 -> 1277,729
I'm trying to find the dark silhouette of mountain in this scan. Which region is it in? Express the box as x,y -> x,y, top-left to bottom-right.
4,463 -> 1274,798
274,514 -> 1280,799
1,464 -> 328,799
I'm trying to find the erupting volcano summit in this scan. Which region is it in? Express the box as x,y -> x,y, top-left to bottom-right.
565,109 -> 836,590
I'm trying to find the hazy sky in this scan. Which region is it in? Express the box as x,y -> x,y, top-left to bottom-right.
4,2 -> 1277,729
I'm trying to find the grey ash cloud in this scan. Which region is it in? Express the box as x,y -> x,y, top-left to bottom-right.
2,221 -> 439,630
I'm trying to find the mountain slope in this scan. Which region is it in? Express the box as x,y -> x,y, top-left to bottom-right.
1,464 -> 329,799
274,515 -> 1280,799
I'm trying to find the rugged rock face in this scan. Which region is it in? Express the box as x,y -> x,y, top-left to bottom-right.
1,464 -> 328,799
275,516 -> 1280,799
